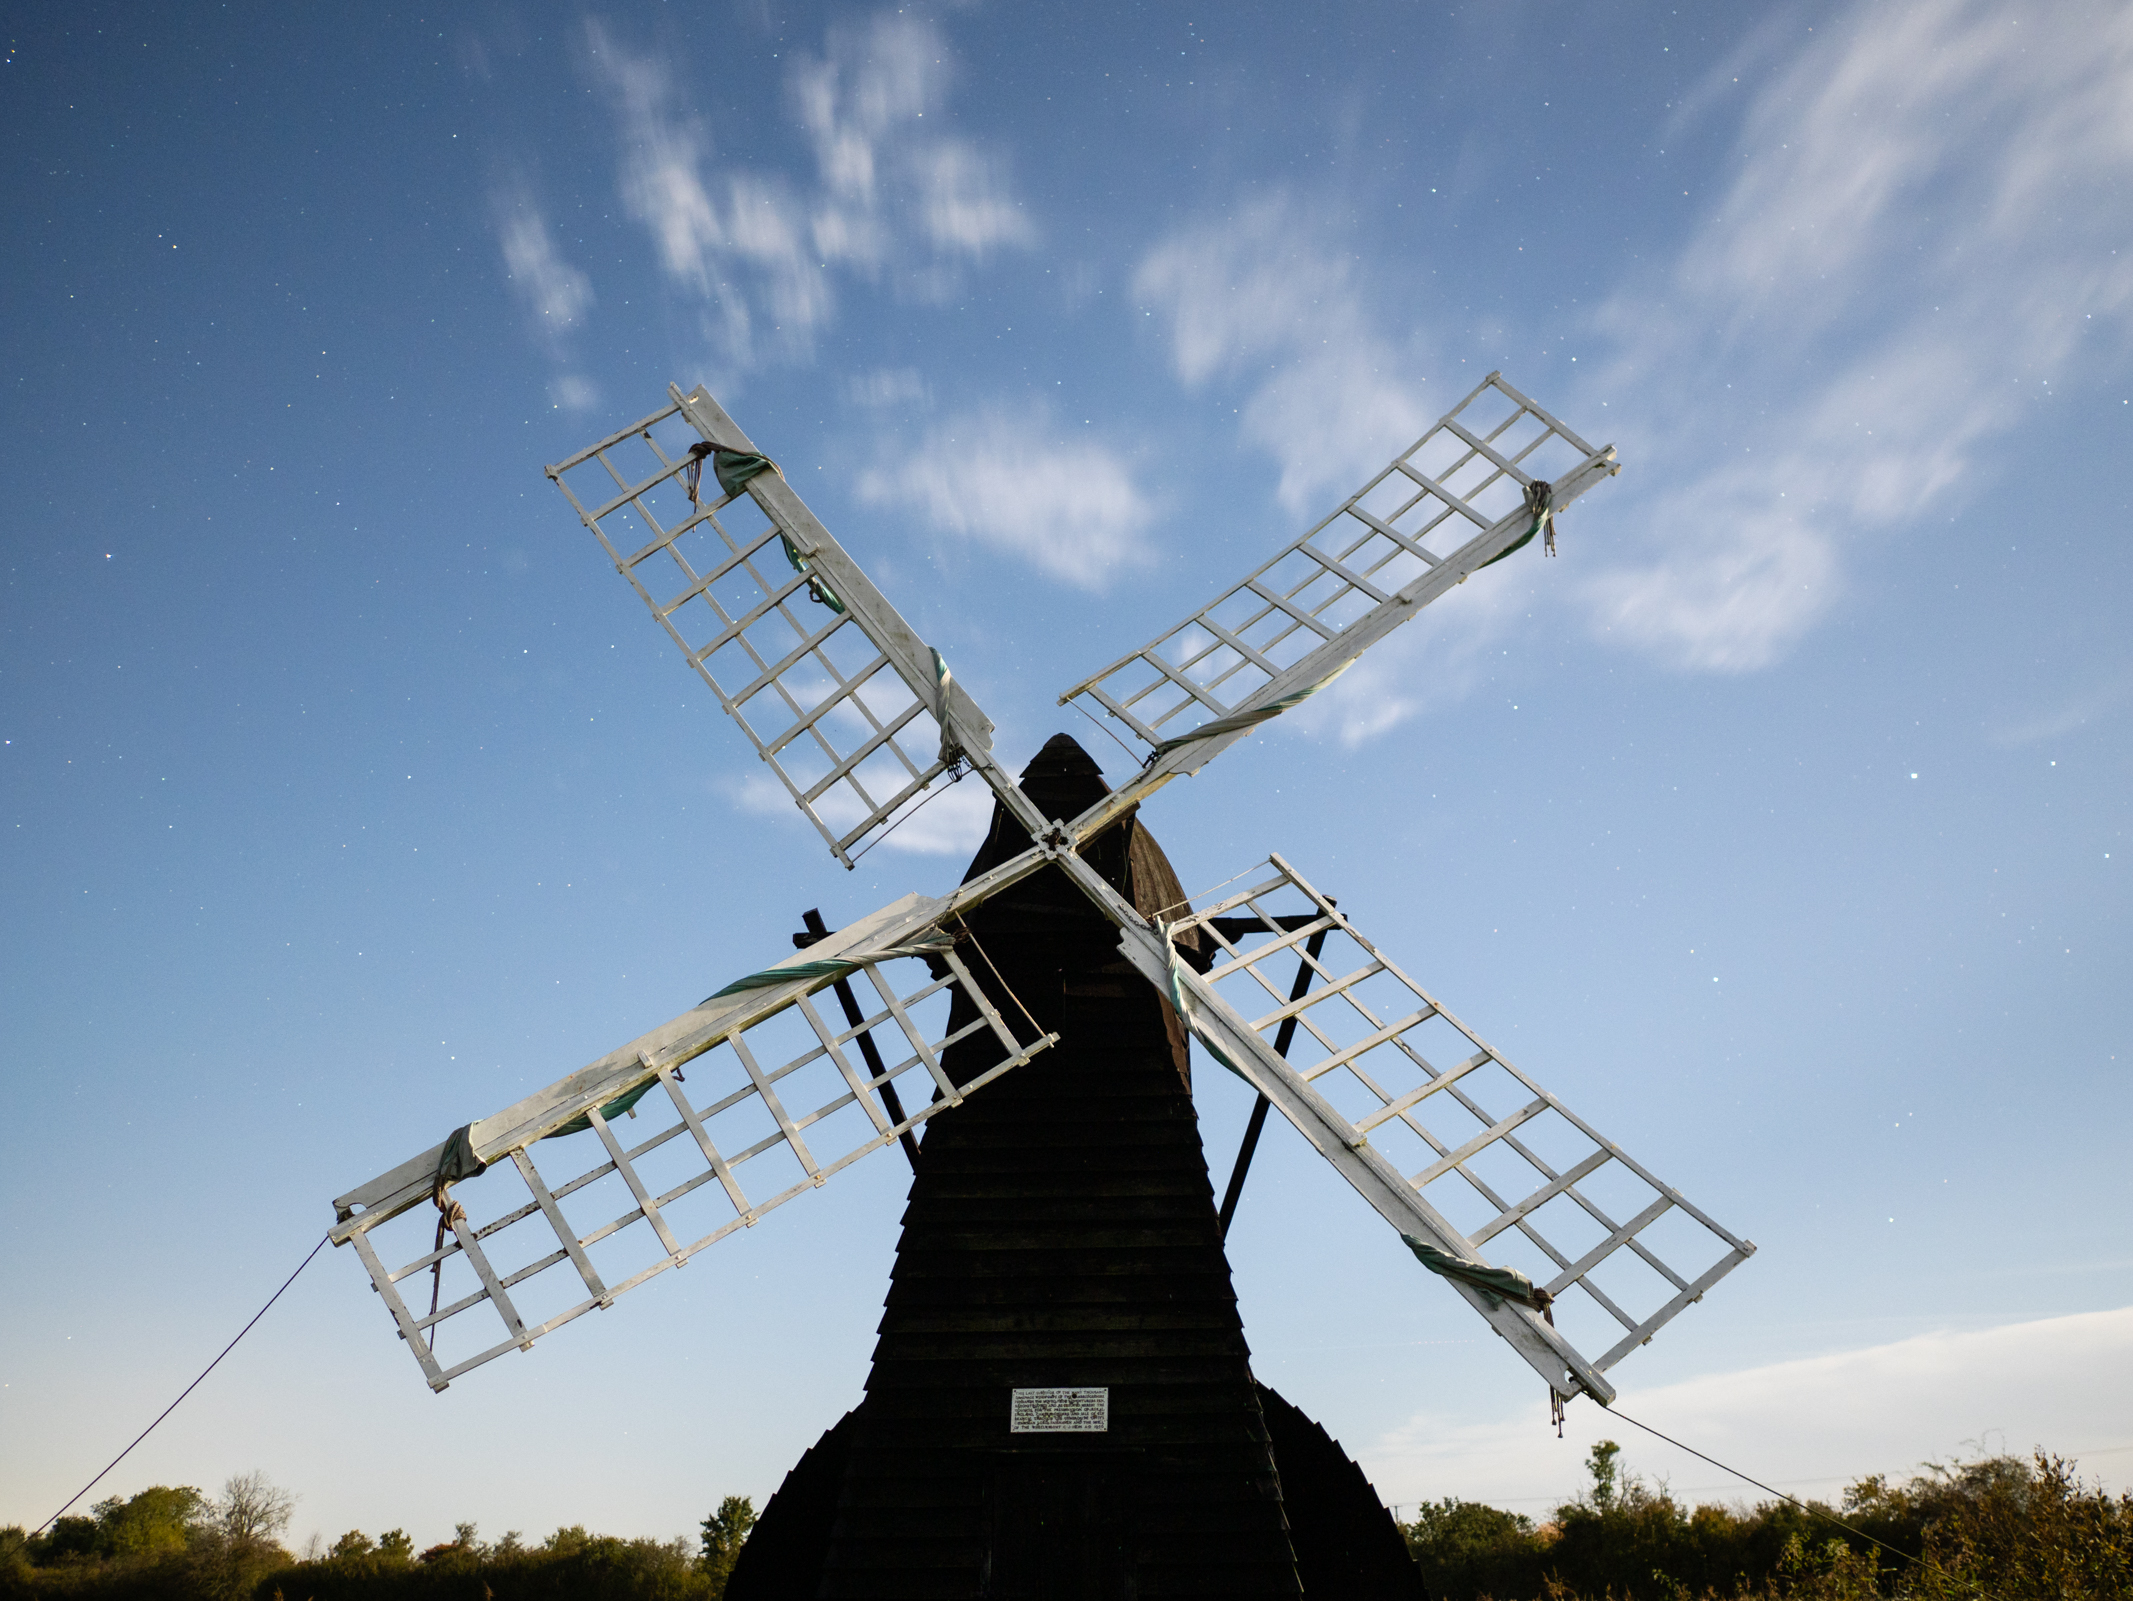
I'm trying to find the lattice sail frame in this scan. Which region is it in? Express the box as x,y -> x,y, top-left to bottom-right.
328,894 -> 1056,1389
1144,854 -> 1754,1397
331,370 -> 1756,1400
547,386 -> 1002,867
1058,372 -> 1619,831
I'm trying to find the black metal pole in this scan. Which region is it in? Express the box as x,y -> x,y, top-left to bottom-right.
801,908 -> 921,1171
1216,924 -> 1330,1239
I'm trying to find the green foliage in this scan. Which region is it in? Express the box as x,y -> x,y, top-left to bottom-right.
26,1522 -> 98,1567
1406,1495 -> 1546,1598
1912,1452 -> 2133,1599
265,1528 -> 714,1600
1588,1440 -> 1623,1511
1402,1446 -> 2133,1600
3,1478 -> 295,1601
10,1487 -> 211,1571
539,1524 -> 593,1561
697,1496 -> 756,1597
0,1478 -> 770,1601
88,1488 -> 206,1560
17,1452 -> 2119,1601
1774,1529 -> 1886,1601
411,1523 -> 481,1569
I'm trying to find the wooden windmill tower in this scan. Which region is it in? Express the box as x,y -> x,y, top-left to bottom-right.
327,375 -> 1754,1596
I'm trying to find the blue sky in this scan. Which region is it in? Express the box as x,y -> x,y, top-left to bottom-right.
4,0 -> 2129,1551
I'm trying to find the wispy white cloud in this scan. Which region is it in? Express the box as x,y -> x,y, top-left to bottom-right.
1985,662 -> 2133,747
789,14 -> 1032,277
788,17 -> 1027,262
579,10 -> 1034,374
1286,578 -> 1527,747
1366,1306 -> 2133,1512
1131,196 -> 1523,746
548,374 -> 602,414
727,769 -> 994,856
497,205 -> 593,333
582,19 -> 825,368
846,367 -> 930,408
873,778 -> 997,856
1136,1 -> 2133,695
790,11 -> 941,218
1581,474 -> 1841,673
858,407 -> 1157,590
911,140 -> 1036,259
1581,0 -> 2133,670
1134,195 -> 1434,516
492,187 -> 600,410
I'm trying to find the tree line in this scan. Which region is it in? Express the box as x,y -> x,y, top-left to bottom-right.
1,1477 -> 756,1601
6,1443 -> 2127,1598
1402,1440 -> 2131,1598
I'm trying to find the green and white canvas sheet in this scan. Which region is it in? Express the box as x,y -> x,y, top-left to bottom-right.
328,895 -> 1057,1390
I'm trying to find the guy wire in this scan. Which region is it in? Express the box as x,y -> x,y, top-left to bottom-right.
35,1233 -> 329,1535
848,763 -> 969,867
954,917 -> 1045,1044
1148,860 -> 1269,926
1604,1404 -> 1944,1582
1066,696 -> 1145,768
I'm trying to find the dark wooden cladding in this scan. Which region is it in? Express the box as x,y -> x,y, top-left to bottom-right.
729,1409 -> 860,1593
1256,1387 -> 1430,1599
807,735 -> 1294,1599
729,736 -> 1419,1600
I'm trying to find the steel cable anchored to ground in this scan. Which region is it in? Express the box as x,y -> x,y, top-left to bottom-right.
32,1233 -> 328,1536
1604,1403 -> 1946,1582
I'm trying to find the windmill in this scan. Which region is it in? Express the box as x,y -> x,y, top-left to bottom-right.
327,373 -> 1754,1595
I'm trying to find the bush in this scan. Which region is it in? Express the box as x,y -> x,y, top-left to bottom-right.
1914,1452 -> 2133,1598
1401,1443 -> 2133,1599
0,1480 -> 754,1601
1,1478 -> 292,1601
258,1527 -> 713,1600
1407,1496 -> 1547,1598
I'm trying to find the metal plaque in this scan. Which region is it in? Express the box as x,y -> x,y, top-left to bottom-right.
1010,1387 -> 1110,1433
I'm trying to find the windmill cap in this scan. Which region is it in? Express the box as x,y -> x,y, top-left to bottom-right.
1019,732 -> 1105,784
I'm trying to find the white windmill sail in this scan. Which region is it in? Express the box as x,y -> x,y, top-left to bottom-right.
547,386 -> 1043,868
1058,372 -> 1619,837
332,372 -> 1754,1406
980,831 -> 1751,1404
1111,854 -> 1755,1403
328,891 -> 1057,1389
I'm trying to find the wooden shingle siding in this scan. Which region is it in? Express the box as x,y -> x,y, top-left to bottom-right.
813,737 -> 1300,1597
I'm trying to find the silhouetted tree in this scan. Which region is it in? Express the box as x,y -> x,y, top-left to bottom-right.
696,1497 -> 755,1597
207,1474 -> 294,1547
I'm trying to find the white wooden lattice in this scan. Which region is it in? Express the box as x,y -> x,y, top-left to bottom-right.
329,899 -> 1053,1389
332,372 -> 1764,1402
1059,372 -> 1613,764
547,388 -> 995,867
1167,855 -> 1753,1381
